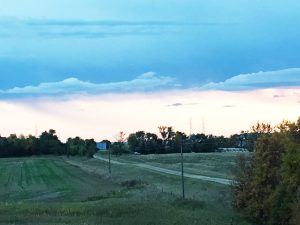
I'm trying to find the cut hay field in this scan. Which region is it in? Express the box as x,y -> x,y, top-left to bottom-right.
0,154 -> 252,225
0,157 -> 116,202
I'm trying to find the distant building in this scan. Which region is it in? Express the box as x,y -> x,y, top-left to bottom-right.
96,140 -> 111,151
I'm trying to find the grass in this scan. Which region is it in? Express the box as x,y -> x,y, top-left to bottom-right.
96,151 -> 248,179
0,156 -> 118,202
0,154 -> 252,225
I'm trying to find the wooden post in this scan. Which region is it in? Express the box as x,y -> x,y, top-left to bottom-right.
181,142 -> 185,199
108,147 -> 111,174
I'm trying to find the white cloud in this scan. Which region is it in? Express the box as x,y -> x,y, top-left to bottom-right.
0,72 -> 179,96
202,68 -> 300,91
2,68 -> 300,97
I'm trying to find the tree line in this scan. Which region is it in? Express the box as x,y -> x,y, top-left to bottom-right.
112,126 -> 260,155
0,125 -> 263,158
233,119 -> 300,225
0,129 -> 98,158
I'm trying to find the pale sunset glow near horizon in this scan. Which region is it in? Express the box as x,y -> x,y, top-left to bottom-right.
0,87 -> 299,141
0,1 -> 300,141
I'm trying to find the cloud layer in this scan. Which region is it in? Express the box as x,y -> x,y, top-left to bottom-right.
202,68 -> 300,91
0,72 -> 179,96
1,68 -> 300,97
0,17 -> 218,39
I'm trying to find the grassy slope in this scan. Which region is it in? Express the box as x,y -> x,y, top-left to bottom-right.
0,155 -> 251,225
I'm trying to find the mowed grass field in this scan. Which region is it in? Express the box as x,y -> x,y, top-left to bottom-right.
0,157 -> 116,202
0,154 -> 252,225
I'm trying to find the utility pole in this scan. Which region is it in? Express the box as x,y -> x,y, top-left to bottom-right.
180,140 -> 185,199
108,147 -> 111,175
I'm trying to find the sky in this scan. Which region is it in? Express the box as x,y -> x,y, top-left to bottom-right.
0,0 -> 300,141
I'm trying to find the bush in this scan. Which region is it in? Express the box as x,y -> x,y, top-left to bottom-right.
173,198 -> 206,210
121,179 -> 145,189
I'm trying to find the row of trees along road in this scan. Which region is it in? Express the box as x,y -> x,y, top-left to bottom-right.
232,119 -> 300,225
0,129 -> 98,158
124,126 -> 259,155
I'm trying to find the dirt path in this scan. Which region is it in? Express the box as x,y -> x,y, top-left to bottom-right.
93,155 -> 232,185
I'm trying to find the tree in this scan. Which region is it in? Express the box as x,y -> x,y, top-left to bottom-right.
127,131 -> 162,154
158,126 -> 168,141
127,131 -> 145,153
24,135 -> 39,156
144,132 -> 160,154
0,129 -> 98,158
158,126 -> 175,142
111,131 -> 128,155
270,119 -> 300,225
66,137 -> 85,156
158,126 -> 175,153
233,120 -> 300,225
188,133 -> 220,153
171,131 -> 187,153
116,131 -> 126,143
85,139 -> 97,158
38,129 -> 65,155
110,142 -> 128,155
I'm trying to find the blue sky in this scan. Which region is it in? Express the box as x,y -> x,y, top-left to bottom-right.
0,1 -> 300,139
1,0 -> 300,92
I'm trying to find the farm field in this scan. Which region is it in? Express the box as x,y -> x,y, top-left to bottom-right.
95,152 -> 247,180
0,156 -> 116,202
0,154 -> 251,225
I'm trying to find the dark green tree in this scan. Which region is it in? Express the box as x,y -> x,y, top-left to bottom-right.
38,129 -> 65,155
85,139 -> 97,158
66,137 -> 86,156
233,120 -> 300,225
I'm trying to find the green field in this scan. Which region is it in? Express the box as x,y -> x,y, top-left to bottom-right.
0,154 -> 251,225
0,157 -> 117,202
96,152 -> 245,179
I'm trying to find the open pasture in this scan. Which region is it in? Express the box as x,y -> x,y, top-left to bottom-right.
0,155 -> 251,225
96,152 -> 248,179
